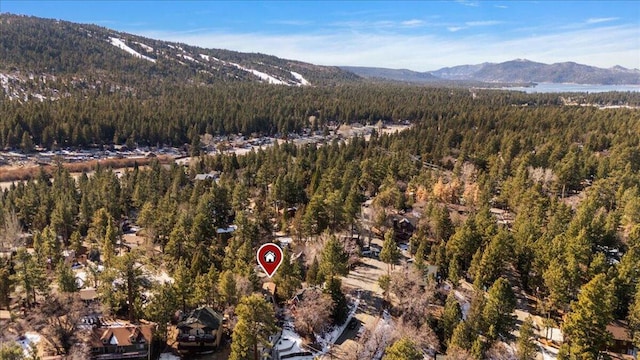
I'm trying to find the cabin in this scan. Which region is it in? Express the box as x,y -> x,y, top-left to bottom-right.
79,288 -> 99,304
392,216 -> 415,241
176,306 -> 224,354
606,320 -> 638,359
90,324 -> 153,360
262,281 -> 277,305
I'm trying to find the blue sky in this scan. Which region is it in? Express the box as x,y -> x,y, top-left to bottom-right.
2,1 -> 639,70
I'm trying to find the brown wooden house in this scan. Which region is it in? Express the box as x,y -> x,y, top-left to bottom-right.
606,320 -> 638,359
176,306 -> 224,354
90,324 -> 153,360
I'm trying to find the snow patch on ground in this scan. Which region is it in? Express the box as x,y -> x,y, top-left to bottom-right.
109,37 -> 156,63
178,53 -> 198,63
150,270 -> 174,284
228,62 -> 288,85
159,353 -> 181,360
317,298 -> 360,352
290,71 -> 311,86
538,343 -> 559,360
199,54 -> 210,61
134,42 -> 154,53
17,332 -> 41,357
454,290 -> 470,319
276,325 -> 315,360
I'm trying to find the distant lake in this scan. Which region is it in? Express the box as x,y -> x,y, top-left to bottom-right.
501,83 -> 640,93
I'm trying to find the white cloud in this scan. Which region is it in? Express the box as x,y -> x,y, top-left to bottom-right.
135,23 -> 640,71
446,20 -> 502,32
268,20 -> 313,26
494,5 -> 508,9
454,0 -> 480,7
401,19 -> 424,27
465,20 -> 503,27
586,17 -> 619,24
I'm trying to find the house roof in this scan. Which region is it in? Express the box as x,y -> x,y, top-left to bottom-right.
607,320 -> 632,342
177,307 -> 223,331
91,324 -> 153,348
262,282 -> 277,296
79,288 -> 98,301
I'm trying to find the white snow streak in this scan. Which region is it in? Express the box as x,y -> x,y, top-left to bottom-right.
109,37 -> 156,63
199,54 -> 210,61
134,42 -> 154,52
228,62 -> 288,85
290,71 -> 311,86
178,53 -> 198,63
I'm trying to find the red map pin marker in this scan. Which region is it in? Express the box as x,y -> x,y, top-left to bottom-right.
257,243 -> 283,278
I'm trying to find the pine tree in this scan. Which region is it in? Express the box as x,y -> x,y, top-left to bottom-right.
273,249 -> 301,300
383,338 -> 423,360
380,229 -> 400,273
145,283 -> 178,341
0,342 -> 24,360
517,317 -> 537,360
320,235 -> 348,280
113,250 -> 148,323
229,294 -> 278,360
470,338 -> 485,360
443,292 -> 463,344
449,321 -> 472,350
11,247 -> 48,308
194,266 -> 219,307
325,277 -> 348,325
0,263 -> 13,309
101,218 -> 116,266
218,270 -> 238,307
69,230 -> 83,255
482,278 -> 516,341
306,256 -> 321,285
629,285 -> 640,348
173,259 -> 194,311
562,274 -> 615,359
56,260 -> 78,293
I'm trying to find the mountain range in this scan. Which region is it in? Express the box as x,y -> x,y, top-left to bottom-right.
0,13 -> 358,100
346,59 -> 640,85
1,13 -> 639,100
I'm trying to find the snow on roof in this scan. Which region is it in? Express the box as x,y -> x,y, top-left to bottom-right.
290,71 -> 311,86
109,37 -> 156,63
277,236 -> 293,245
216,225 -> 238,234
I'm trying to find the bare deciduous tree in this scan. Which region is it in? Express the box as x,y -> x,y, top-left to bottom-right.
1,210 -> 22,251
389,265 -> 435,327
391,318 -> 440,354
485,342 -> 518,360
29,294 -> 94,356
446,346 -> 475,360
293,288 -> 333,339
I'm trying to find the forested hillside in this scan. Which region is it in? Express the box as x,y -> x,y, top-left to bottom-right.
2,12 -> 640,360
2,84 -> 640,150
0,14 -> 358,97
2,86 -> 640,358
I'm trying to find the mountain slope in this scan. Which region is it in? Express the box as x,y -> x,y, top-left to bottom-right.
341,66 -> 440,83
431,59 -> 640,85
0,14 -> 359,98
